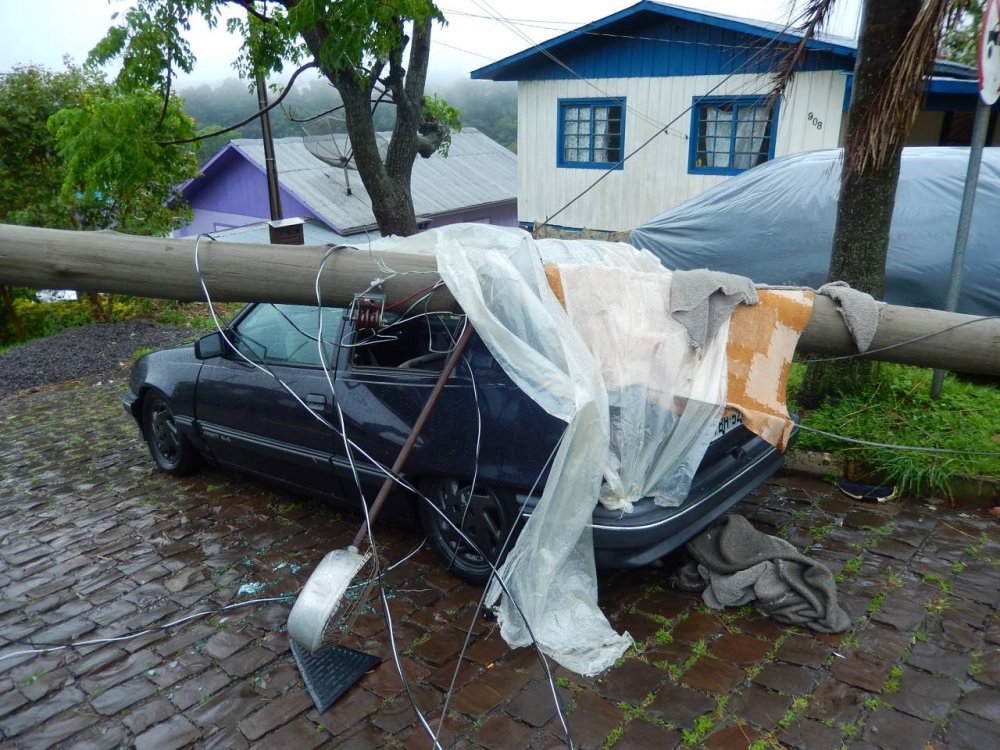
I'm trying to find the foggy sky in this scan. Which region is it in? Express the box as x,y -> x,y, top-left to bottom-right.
0,0 -> 862,87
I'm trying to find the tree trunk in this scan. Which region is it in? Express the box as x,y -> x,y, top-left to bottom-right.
338,75 -> 418,236
1,286 -> 25,342
799,0 -> 923,407
85,290 -> 108,322
300,17 -> 433,238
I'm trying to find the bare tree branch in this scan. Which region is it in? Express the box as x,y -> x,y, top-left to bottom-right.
285,103 -> 346,123
227,0 -> 273,24
155,61 -> 317,145
156,52 -> 173,130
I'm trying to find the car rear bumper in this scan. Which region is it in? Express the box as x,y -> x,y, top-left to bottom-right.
516,425 -> 796,568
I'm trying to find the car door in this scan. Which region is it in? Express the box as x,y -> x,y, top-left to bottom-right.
194,304 -> 347,498
332,311 -> 481,484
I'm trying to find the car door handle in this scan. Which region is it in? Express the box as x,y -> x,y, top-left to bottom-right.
305,393 -> 327,411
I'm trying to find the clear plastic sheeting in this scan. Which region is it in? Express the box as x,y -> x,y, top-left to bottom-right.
556,265 -> 728,513
629,147 -> 1000,317
363,225 -> 729,676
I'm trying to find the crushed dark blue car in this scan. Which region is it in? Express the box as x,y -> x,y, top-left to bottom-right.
124,303 -> 794,584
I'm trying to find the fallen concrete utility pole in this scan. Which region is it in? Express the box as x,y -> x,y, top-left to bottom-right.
1,224 -> 998,376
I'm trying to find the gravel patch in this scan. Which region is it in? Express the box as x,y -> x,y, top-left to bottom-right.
0,321 -> 193,399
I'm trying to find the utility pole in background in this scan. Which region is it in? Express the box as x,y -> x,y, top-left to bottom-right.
257,74 -> 283,221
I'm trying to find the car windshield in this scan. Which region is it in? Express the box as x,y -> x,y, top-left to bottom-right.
233,304 -> 344,367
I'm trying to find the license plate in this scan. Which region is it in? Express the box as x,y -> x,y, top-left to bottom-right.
713,410 -> 743,441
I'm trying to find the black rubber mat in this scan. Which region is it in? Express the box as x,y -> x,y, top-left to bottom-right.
291,639 -> 381,713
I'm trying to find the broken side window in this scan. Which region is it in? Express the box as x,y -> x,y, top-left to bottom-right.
348,312 -> 465,371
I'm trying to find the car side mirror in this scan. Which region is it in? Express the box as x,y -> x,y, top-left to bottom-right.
194,331 -> 228,360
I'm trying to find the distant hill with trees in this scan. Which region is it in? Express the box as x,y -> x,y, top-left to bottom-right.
180,77 -> 517,167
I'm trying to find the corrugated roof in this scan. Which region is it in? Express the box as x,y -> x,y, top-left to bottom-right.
193,218 -> 378,246
230,128 -> 516,235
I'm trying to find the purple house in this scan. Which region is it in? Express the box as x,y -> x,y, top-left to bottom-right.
176,128 -> 518,238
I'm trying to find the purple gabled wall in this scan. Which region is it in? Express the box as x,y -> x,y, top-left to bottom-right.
176,148 -> 324,237
176,144 -> 518,237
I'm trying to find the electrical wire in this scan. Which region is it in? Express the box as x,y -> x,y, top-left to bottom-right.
385,280 -> 445,311
795,425 -> 1000,456
302,241 -> 572,748
440,7 -> 856,50
526,11 -> 808,232
468,0 -> 683,138
435,430 -> 567,739
333,400 -> 446,750
435,38 -> 498,61
0,596 -> 295,661
188,237 -> 447,748
800,315 -> 1000,363
442,355 -> 484,579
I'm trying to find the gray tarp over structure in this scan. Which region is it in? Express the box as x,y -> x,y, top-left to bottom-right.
629,147 -> 1000,317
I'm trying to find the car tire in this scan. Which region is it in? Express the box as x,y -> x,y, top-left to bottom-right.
142,393 -> 201,476
418,478 -> 521,586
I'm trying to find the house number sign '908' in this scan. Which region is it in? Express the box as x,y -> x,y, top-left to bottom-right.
807,112 -> 823,130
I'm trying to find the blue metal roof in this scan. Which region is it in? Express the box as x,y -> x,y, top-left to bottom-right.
471,1 -> 976,82
843,73 -> 999,113
471,1 -> 856,81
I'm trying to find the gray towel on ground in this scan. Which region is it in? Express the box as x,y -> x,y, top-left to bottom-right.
671,514 -> 850,633
669,269 -> 758,349
818,281 -> 886,353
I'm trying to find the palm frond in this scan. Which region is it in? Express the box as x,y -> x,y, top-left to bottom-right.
846,0 -> 973,177
768,0 -> 838,106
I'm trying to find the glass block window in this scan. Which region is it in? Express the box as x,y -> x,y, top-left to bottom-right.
690,97 -> 777,175
559,99 -> 625,169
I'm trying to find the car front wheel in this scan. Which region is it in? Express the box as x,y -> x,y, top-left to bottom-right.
418,478 -> 521,586
142,394 -> 201,476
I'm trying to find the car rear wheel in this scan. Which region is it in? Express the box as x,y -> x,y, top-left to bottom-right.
142,394 -> 201,476
418,478 -> 521,586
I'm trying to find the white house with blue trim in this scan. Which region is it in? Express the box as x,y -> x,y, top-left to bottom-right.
472,1 -> 997,233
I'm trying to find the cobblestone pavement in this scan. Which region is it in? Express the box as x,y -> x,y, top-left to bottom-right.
2,374 -> 1000,750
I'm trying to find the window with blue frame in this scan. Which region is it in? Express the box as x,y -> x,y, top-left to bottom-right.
558,99 -> 625,169
689,97 -> 778,175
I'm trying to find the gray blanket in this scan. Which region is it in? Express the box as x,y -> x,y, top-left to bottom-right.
669,269 -> 759,349
818,281 -> 886,353
671,514 -> 850,633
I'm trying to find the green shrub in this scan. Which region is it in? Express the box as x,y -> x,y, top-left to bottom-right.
789,361 -> 1000,493
1,298 -> 95,344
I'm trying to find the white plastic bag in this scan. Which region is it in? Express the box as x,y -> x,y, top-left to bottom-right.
362,225 -> 728,676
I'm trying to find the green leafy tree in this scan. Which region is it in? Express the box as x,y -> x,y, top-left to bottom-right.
0,62 -> 110,335
0,61 -> 198,333
49,89 -> 198,235
941,1 -> 985,65
0,62 -> 106,230
91,0 -> 458,237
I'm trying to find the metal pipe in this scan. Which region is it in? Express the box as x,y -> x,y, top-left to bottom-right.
350,323 -> 475,549
931,99 -> 991,398
256,73 -> 283,221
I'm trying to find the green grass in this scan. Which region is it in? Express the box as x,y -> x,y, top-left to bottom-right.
681,714 -> 715,746
788,362 -> 1000,494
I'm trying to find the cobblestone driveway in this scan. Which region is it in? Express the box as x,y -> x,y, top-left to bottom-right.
2,374 -> 1000,750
